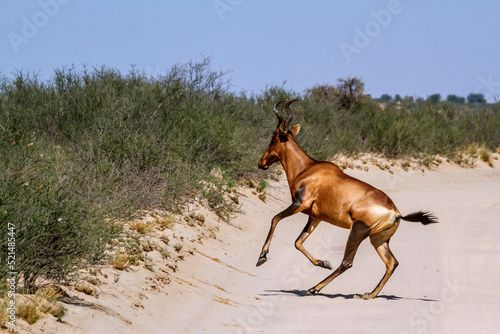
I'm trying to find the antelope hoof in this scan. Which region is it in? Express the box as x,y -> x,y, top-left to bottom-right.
362,293 -> 373,300
256,256 -> 267,267
256,252 -> 268,267
320,260 -> 332,270
307,288 -> 318,295
355,293 -> 373,300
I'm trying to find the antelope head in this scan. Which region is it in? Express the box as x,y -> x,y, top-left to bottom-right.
258,99 -> 300,170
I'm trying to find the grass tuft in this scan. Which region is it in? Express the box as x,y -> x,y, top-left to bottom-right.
129,221 -> 154,234
478,147 -> 493,167
108,254 -> 131,271
16,286 -> 65,324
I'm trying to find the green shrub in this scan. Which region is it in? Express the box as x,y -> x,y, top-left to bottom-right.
0,141 -> 118,291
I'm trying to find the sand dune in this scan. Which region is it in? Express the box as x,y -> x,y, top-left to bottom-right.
19,157 -> 500,333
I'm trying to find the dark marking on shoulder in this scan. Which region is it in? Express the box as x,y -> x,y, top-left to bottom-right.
293,184 -> 306,205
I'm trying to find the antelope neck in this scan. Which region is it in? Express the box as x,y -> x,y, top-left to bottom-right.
279,138 -> 315,184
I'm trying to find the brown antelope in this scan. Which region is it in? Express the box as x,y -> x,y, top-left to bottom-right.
257,99 -> 438,299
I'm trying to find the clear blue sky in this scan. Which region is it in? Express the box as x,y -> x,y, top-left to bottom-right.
1,0 -> 499,101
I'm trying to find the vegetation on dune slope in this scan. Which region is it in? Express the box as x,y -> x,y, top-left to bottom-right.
1,58 -> 499,292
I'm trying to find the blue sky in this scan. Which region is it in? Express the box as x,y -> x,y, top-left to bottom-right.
1,1 -> 499,101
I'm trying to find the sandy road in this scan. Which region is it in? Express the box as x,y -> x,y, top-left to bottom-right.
23,164 -> 500,334
164,166 -> 500,334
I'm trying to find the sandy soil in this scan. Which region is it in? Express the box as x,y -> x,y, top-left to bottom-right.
13,156 -> 500,334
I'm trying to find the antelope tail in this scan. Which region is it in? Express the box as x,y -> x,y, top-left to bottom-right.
400,211 -> 439,225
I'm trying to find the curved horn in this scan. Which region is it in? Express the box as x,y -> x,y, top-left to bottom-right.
283,99 -> 298,125
273,100 -> 286,122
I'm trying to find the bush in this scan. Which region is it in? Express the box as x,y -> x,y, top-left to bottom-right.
296,89 -> 500,158
467,93 -> 486,105
427,94 -> 441,104
0,142 -> 118,291
0,58 -> 251,291
304,77 -> 364,109
447,94 -> 465,105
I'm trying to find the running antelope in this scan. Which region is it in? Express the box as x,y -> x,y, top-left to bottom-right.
257,99 -> 438,299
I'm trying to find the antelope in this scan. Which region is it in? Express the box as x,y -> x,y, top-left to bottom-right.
257,99 -> 438,299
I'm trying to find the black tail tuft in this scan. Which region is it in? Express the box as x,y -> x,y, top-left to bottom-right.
401,211 -> 439,225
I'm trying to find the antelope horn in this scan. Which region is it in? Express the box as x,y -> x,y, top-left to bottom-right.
283,99 -> 298,125
273,100 -> 286,122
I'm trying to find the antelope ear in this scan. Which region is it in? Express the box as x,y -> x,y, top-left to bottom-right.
291,124 -> 300,136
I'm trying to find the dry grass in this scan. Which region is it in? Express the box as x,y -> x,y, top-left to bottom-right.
128,221 -> 154,234
16,286 -> 65,324
478,147 -> 493,167
160,247 -> 171,259
74,282 -> 98,297
461,144 -> 494,167
108,253 -> 131,271
150,212 -> 176,230
0,296 -> 7,327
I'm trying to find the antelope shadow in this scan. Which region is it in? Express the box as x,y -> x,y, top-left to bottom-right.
262,289 -> 437,302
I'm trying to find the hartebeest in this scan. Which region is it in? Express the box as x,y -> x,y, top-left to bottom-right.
257,99 -> 438,299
